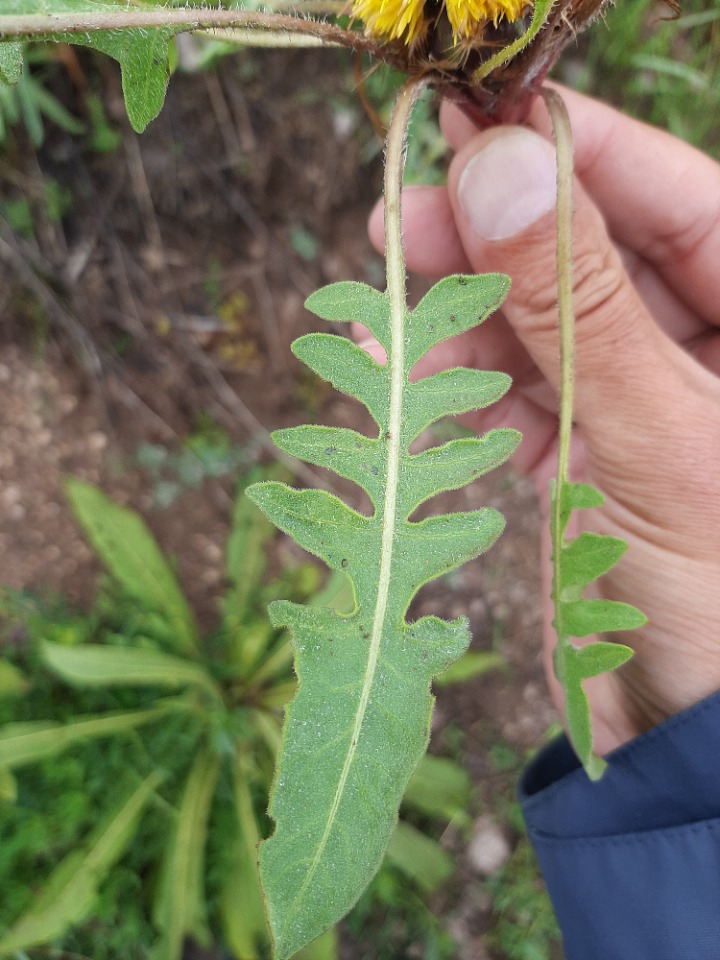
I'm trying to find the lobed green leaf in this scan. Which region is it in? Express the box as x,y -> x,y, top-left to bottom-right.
406,273 -> 510,368
247,273 -> 514,957
559,532 -> 627,593
0,0 -> 176,131
551,479 -> 646,779
560,599 -> 647,638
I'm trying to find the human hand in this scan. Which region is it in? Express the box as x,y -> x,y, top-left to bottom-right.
365,87 -> 720,754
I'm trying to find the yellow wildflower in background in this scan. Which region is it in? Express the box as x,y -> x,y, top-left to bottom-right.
352,0 -> 528,45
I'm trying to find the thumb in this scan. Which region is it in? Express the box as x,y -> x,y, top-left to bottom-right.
447,125 -> 682,465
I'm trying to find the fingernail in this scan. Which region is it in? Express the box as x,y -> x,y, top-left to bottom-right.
458,129 -> 557,241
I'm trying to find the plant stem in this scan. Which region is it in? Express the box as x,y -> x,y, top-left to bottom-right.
542,85 -> 574,675
380,76 -> 429,640
543,87 -> 574,490
472,0 -> 556,83
0,9 -> 374,53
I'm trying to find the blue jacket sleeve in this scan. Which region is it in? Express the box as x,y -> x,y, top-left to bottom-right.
518,691 -> 720,960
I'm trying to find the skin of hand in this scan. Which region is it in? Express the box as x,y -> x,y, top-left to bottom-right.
364,86 -> 720,755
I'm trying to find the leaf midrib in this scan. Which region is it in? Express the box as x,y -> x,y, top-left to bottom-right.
276,145 -> 409,952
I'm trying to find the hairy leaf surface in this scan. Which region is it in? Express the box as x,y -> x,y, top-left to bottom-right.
247,274 -> 519,958
0,0 -> 176,131
0,41 -> 22,84
551,480 -> 646,780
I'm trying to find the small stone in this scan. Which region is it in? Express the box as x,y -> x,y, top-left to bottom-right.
467,816 -> 511,877
87,431 -> 108,452
1,485 -> 21,505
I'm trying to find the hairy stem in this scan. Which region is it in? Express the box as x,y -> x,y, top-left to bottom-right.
472,0 -> 556,84
0,9 -> 374,53
381,76 -> 429,635
542,86 -> 575,681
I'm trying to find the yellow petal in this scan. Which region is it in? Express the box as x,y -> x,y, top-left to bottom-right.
353,0 -> 427,43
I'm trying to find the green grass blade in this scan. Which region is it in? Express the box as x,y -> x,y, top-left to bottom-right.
294,929 -> 339,960
434,650 -> 505,687
0,705 -> 176,769
223,469 -> 281,634
0,661 -> 30,698
247,271 -> 514,958
42,640 -> 222,701
219,758 -> 269,960
401,754 -> 472,825
152,747 -> 220,960
65,479 -> 199,657
385,821 -> 454,894
0,771 -> 162,954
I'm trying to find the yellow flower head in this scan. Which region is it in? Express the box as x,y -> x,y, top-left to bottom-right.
352,0 -> 426,46
352,0 -> 528,45
445,0 -> 527,39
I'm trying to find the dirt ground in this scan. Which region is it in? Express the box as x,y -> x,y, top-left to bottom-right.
0,46 -> 558,958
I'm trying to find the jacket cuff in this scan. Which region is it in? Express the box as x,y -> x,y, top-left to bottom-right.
519,691 -> 720,960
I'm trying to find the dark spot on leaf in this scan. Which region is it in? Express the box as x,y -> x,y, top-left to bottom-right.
324,447 -> 337,455
384,431 -> 391,441
457,277 -> 469,286
362,632 -> 369,639
153,58 -> 159,66
341,558 -> 348,568
371,467 -> 379,476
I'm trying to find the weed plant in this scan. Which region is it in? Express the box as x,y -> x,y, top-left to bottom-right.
0,471 -> 478,959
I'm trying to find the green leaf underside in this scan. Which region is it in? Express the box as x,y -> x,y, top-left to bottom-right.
0,41 -> 23,84
552,480 -> 646,780
247,274 -> 518,958
0,2 -> 176,131
0,772 -> 162,954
